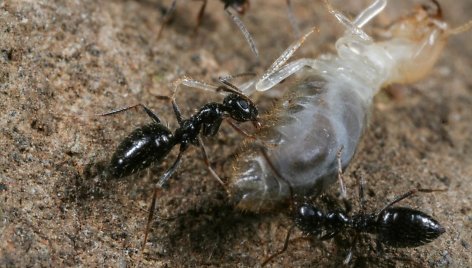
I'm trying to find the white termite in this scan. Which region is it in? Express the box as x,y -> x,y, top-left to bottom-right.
228,0 -> 471,212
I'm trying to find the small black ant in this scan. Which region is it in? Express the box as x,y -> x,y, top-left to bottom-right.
260,149 -> 446,266
100,75 -> 259,249
157,0 -> 259,57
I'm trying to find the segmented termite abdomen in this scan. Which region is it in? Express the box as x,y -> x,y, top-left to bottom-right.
230,71 -> 373,212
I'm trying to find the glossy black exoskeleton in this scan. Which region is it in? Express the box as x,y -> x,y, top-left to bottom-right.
296,200 -> 445,248
106,84 -> 258,183
261,170 -> 446,266
101,78 -> 259,250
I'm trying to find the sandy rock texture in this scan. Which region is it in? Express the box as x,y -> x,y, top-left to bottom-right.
0,0 -> 471,267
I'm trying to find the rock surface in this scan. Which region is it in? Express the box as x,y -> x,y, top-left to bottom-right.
1,0 -> 471,267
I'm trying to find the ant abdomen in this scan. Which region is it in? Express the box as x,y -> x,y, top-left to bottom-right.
376,207 -> 445,248
109,123 -> 174,178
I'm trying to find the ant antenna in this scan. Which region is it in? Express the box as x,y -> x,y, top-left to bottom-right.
375,188 -> 447,220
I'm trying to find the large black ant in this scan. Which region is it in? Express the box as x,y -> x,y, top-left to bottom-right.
259,149 -> 446,266
100,75 -> 260,249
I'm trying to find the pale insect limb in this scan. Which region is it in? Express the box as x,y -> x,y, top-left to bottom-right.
286,0 -> 301,38
336,146 -> 347,199
172,76 -> 226,97
256,26 -> 318,91
352,0 -> 387,28
323,0 -> 372,41
197,136 -> 227,188
225,8 -> 259,58
256,58 -> 318,91
218,72 -> 256,85
446,19 -> 472,36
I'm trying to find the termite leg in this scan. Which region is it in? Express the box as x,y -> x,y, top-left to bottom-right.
173,76 -> 225,96
352,0 -> 387,28
256,27 -> 318,91
336,146 -> 347,199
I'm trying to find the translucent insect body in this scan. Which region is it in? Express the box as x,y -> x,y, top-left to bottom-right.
230,0 -> 457,212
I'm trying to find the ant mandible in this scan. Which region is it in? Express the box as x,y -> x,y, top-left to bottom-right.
260,149 -> 446,266
100,75 -> 260,249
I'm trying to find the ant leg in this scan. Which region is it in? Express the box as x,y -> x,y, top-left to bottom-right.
157,0 -> 178,40
99,103 -> 161,124
193,0 -> 207,34
336,146 -> 347,199
376,188 -> 446,217
142,145 -> 187,251
224,8 -> 259,58
196,136 -> 226,188
141,185 -> 160,252
261,224 -> 296,267
256,27 -> 318,92
343,233 -> 359,265
154,95 -> 184,126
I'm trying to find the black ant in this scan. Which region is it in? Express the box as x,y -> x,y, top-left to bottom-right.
100,75 -> 260,249
259,149 -> 446,266
157,0 -> 259,57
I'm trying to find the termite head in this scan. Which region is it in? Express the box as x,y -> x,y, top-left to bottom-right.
381,1 -> 449,85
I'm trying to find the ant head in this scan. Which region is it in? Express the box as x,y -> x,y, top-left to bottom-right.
223,93 -> 259,124
225,0 -> 250,15
295,203 -> 324,234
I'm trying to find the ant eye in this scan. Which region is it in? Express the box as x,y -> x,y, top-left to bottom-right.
238,100 -> 249,111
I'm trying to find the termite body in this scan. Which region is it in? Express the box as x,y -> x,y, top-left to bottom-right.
230,0 -> 456,212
